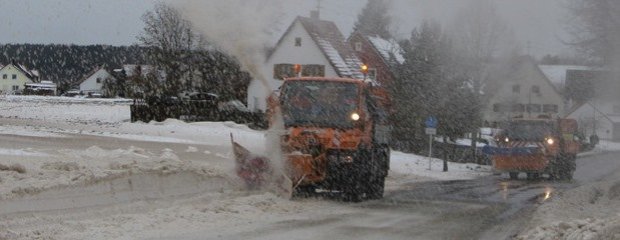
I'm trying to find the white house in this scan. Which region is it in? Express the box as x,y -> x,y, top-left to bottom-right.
484,57 -> 566,125
247,12 -> 365,112
0,61 -> 40,94
78,67 -> 116,95
567,101 -> 620,141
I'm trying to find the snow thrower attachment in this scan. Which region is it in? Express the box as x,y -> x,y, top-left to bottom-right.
231,133 -> 292,198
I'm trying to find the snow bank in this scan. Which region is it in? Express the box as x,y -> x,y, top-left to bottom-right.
0,145 -> 231,200
516,169 -> 620,239
390,151 -> 492,181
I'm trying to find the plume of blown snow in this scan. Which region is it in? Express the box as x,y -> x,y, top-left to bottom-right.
176,0 -> 292,196
174,0 -> 286,92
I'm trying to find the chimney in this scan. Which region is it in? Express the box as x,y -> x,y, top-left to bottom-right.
310,10 -> 319,20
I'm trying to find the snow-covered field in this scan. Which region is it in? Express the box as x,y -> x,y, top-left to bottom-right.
0,96 -> 492,239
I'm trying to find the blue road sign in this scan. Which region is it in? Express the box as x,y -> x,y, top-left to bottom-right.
425,116 -> 438,128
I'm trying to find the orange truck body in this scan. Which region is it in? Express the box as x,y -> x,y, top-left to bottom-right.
488,118 -> 580,179
269,77 -> 391,200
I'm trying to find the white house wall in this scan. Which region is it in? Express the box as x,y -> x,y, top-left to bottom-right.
248,20 -> 339,112
485,63 -> 565,123
568,103 -> 615,140
0,65 -> 33,93
79,69 -> 114,93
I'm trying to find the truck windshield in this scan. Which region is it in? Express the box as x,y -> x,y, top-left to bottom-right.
280,80 -> 359,128
503,121 -> 556,141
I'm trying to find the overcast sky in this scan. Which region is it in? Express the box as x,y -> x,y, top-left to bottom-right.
0,0 -> 572,57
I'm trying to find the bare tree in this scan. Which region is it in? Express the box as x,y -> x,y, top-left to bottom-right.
448,0 -> 512,96
566,0 -> 620,67
138,3 -> 201,96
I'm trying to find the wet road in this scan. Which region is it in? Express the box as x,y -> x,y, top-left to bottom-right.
207,151 -> 620,240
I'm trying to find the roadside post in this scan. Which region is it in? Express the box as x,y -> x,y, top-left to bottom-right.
425,116 -> 438,171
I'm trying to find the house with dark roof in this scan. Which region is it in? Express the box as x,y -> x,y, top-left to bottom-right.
0,60 -> 40,94
247,13 -> 366,112
483,56 -> 566,125
347,32 -> 404,88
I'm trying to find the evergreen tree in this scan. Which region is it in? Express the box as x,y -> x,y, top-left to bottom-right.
392,20 -> 481,153
352,0 -> 392,39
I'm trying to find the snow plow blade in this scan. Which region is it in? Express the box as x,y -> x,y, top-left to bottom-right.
230,133 -> 292,199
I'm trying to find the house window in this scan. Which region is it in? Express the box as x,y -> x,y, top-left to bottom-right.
355,42 -> 362,51
2,74 -> 6,79
512,84 -> 520,93
526,104 -> 542,113
543,104 -> 558,113
96,78 -> 101,83
512,104 -> 525,113
273,64 -> 295,80
274,64 -> 325,79
301,64 -> 325,77
493,103 -> 511,112
12,85 -> 18,91
368,68 -> 377,81
531,85 -> 540,94
295,37 -> 302,47
12,74 -> 16,80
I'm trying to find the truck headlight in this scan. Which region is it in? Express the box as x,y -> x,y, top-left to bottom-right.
350,112 -> 360,121
546,138 -> 554,145
504,137 -> 510,143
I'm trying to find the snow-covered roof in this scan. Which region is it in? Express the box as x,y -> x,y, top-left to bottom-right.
538,65 -> 592,89
366,35 -> 405,64
297,17 -> 364,79
1,61 -> 40,80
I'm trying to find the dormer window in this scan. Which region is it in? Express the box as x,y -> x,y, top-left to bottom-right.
96,78 -> 102,83
355,42 -> 362,51
531,85 -> 540,94
295,37 -> 302,47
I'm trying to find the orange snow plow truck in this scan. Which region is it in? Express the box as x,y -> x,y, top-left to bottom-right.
269,77 -> 391,201
484,118 -> 580,180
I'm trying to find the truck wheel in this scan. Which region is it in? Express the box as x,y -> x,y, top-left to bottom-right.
342,149 -> 371,202
294,185 -> 316,198
509,172 -> 519,180
342,181 -> 365,202
367,175 -> 385,200
367,147 -> 388,200
552,154 -> 575,181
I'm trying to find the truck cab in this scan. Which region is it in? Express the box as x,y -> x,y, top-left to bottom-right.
273,77 -> 390,201
488,117 -> 579,180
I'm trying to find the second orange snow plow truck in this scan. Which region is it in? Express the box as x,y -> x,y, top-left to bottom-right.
484,118 -> 580,180
271,77 -> 391,201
